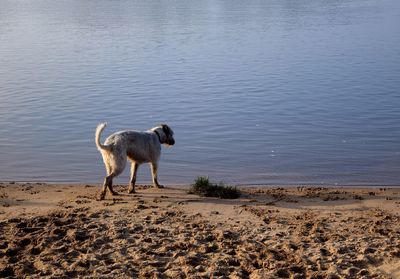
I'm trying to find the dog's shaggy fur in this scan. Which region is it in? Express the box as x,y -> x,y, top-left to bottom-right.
95,122 -> 175,200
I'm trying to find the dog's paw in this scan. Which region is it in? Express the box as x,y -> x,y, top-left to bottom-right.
97,192 -> 106,201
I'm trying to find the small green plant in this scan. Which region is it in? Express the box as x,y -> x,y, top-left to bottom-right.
189,176 -> 240,199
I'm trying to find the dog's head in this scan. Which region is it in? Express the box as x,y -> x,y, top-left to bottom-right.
153,124 -> 175,146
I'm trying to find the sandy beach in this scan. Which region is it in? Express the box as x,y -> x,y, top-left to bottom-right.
0,182 -> 399,278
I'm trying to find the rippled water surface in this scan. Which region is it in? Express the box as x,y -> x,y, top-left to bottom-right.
1,0 -> 399,185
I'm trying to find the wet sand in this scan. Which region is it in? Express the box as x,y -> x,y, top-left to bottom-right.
1,183 -> 399,278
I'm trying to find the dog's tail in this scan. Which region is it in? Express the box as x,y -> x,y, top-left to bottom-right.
95,122 -> 111,152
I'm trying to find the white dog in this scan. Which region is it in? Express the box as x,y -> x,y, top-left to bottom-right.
95,122 -> 175,200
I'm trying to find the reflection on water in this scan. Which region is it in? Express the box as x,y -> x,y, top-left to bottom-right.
0,0 -> 399,185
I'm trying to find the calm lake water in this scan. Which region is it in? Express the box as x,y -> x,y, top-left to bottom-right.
1,0 -> 399,186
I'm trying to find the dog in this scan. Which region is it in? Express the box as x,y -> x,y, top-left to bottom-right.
95,122 -> 175,200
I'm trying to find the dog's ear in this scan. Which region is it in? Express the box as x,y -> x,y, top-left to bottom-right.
161,124 -> 173,136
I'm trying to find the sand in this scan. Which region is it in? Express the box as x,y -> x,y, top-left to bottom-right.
0,182 -> 399,278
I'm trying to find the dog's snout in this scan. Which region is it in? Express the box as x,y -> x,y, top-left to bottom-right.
169,139 -> 175,145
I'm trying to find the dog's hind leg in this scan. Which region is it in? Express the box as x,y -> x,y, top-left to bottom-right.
98,155 -> 112,200
98,174 -> 115,200
128,162 -> 139,194
106,152 -> 127,196
99,181 -> 108,200
150,162 -> 164,189
99,171 -> 115,200
106,174 -> 118,195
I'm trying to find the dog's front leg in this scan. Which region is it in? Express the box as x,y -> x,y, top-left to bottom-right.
128,162 -> 139,193
150,162 -> 164,189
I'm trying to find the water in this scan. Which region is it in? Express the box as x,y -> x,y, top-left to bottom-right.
1,0 -> 399,186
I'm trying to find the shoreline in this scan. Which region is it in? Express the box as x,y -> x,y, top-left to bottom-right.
1,182 -> 400,278
2,180 -> 400,188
